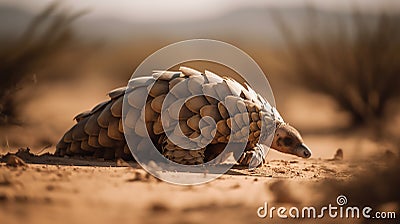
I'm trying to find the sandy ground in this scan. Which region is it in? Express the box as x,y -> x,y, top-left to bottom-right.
1,147 -> 388,224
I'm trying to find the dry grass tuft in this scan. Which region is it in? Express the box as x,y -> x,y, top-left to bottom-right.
274,7 -> 400,126
0,3 -> 85,125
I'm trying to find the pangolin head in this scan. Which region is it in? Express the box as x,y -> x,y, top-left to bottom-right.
270,123 -> 312,158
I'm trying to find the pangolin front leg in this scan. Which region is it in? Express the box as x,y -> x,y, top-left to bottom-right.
235,143 -> 267,168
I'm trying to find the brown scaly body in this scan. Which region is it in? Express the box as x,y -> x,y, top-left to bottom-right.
56,67 -> 311,166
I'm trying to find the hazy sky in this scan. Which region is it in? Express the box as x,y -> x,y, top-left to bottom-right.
1,0 -> 399,23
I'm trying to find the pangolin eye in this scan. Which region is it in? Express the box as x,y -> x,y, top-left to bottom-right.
283,137 -> 293,146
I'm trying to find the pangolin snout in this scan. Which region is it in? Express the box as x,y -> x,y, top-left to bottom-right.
297,143 -> 312,158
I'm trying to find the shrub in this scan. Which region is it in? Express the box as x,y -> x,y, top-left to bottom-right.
0,3 -> 84,125
273,7 -> 400,126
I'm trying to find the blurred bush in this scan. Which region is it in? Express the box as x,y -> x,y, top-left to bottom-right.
0,3 -> 84,125
274,8 -> 400,126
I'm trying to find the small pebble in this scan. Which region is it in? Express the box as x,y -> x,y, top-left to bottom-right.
6,155 -> 26,167
333,149 -> 343,160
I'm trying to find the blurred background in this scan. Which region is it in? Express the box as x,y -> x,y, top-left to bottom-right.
0,0 -> 399,160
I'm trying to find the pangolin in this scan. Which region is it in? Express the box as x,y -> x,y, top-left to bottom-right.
56,67 -> 311,167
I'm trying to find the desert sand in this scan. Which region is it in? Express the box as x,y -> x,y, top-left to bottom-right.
1,147 -> 395,224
